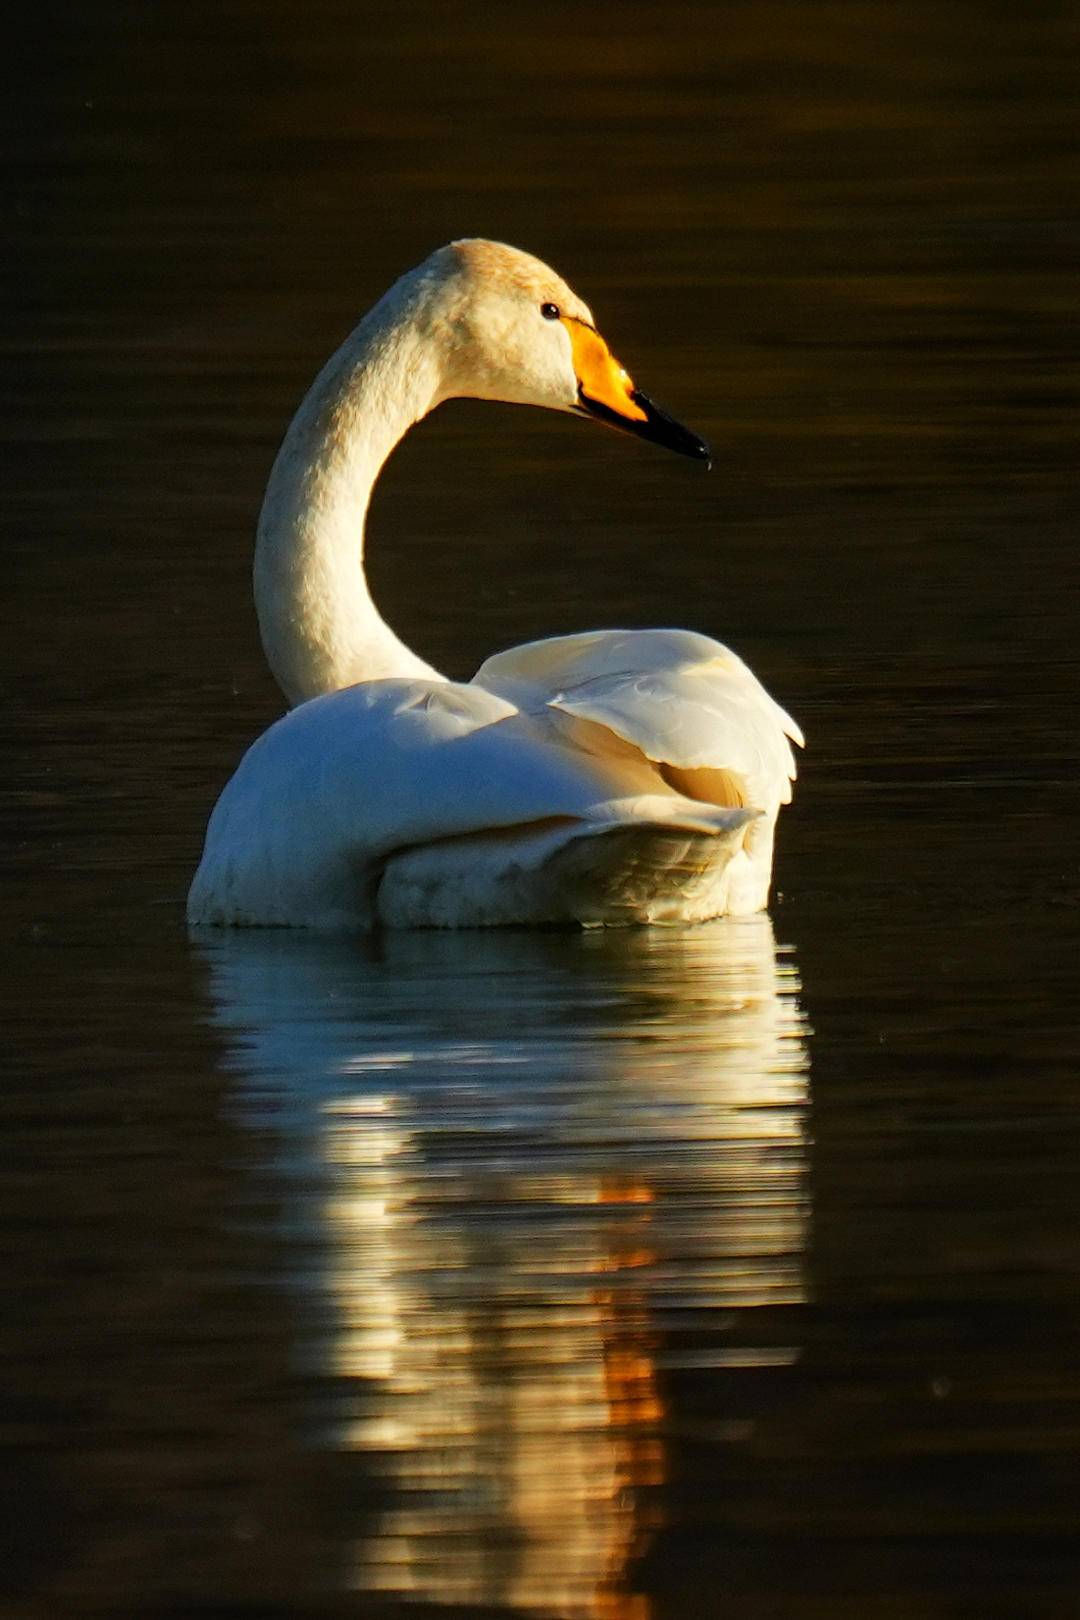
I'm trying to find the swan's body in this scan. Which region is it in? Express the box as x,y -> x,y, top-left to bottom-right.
189,241 -> 802,930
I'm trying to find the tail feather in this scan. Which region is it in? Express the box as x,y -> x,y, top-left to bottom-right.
544,815 -> 756,925
377,806 -> 759,928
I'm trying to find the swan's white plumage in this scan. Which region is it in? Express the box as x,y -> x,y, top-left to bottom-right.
188,673 -> 760,928
476,627 -> 803,806
188,240 -> 802,930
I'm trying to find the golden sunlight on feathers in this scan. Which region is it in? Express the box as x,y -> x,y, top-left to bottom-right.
188,241 -> 802,930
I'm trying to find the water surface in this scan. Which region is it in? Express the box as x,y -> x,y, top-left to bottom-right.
5,2 -> 1080,1615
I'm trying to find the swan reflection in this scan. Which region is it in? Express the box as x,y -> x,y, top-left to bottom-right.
197,919 -> 809,1618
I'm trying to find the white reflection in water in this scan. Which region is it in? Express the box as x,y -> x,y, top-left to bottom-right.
198,919 -> 809,1619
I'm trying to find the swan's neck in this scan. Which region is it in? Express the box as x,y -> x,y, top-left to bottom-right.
254,276 -> 451,705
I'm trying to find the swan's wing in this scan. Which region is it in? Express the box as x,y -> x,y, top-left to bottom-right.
238,676 -> 726,846
474,628 -> 804,811
189,676 -> 751,927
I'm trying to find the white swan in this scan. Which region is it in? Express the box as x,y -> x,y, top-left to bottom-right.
188,240 -> 803,930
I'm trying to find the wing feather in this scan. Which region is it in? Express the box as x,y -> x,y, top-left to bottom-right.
188,675 -> 747,927
474,629 -> 803,811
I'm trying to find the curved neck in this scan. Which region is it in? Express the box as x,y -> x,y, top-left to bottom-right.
254,275 -> 451,706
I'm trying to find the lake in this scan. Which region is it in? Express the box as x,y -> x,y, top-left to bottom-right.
5,1 -> 1080,1615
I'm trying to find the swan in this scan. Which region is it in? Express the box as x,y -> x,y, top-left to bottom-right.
188,239 -> 803,930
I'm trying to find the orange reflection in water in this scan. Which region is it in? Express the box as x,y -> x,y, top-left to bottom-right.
319,1141 -> 668,1615
203,916 -> 808,1619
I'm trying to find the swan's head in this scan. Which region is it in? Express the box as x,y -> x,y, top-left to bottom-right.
418,239 -> 710,465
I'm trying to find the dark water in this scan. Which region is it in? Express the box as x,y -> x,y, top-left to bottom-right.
5,2 -> 1080,1615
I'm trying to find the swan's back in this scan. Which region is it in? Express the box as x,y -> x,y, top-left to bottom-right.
188,627 -> 798,930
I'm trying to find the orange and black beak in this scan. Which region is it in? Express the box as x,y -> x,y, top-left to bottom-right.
564,315 -> 711,467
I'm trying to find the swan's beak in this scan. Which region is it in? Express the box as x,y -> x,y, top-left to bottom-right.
565,316 -> 711,467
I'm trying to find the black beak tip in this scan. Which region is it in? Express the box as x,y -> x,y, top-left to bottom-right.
631,389 -> 712,467
577,386 -> 713,468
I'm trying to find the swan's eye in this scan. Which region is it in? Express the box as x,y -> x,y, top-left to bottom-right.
540,302 -> 561,321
